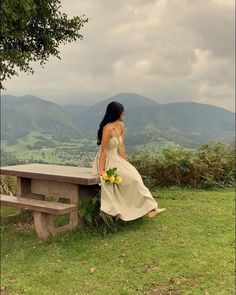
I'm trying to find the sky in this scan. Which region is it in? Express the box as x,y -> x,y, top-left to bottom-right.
3,0 -> 235,111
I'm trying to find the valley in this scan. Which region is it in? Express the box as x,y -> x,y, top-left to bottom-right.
1,130 -> 184,167
1,93 -> 234,167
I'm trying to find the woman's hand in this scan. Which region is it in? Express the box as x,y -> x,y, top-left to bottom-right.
99,169 -> 105,177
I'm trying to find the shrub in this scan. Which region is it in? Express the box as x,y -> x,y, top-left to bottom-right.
0,175 -> 17,195
77,188 -> 125,234
129,142 -> 235,189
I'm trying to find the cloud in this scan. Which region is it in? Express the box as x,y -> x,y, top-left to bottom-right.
3,0 -> 235,111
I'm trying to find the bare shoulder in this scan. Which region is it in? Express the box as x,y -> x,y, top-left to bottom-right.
103,123 -> 110,130
118,121 -> 125,130
103,124 -> 113,135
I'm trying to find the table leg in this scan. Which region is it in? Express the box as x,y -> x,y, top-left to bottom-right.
37,184 -> 84,236
17,177 -> 45,200
17,178 -> 99,238
48,184 -> 99,235
33,212 -> 51,240
15,177 -> 45,220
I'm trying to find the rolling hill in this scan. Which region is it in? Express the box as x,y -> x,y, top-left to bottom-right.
1,93 -> 235,148
1,95 -> 82,142
64,92 -> 158,130
62,93 -> 235,146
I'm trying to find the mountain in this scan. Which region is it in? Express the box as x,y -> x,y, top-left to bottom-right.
1,93 -> 234,148
62,92 -> 234,146
61,104 -> 89,128
1,94 -> 82,142
66,92 -> 158,131
125,102 -> 235,146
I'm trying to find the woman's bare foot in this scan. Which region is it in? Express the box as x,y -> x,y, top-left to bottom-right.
147,208 -> 166,218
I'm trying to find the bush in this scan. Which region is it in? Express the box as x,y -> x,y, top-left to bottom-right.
129,142 -> 235,189
77,188 -> 125,234
0,175 -> 17,195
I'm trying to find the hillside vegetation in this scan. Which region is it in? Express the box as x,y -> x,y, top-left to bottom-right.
1,93 -> 235,148
130,142 -> 235,189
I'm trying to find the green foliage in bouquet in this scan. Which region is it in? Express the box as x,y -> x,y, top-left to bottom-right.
101,167 -> 122,184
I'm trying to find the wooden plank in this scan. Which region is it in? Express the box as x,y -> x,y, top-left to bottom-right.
0,195 -> 76,215
0,163 -> 100,185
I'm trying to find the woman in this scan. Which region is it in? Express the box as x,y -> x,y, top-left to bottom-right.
92,101 -> 166,221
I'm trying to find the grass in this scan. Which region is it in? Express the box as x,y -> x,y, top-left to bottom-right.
1,187 -> 235,295
0,207 -> 18,217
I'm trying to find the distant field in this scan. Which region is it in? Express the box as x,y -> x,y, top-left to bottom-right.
1,130 -> 188,167
1,131 -> 96,166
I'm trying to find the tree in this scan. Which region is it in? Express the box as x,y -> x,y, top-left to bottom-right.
0,0 -> 89,89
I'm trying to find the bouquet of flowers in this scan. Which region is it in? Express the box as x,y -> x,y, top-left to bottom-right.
101,167 -> 122,184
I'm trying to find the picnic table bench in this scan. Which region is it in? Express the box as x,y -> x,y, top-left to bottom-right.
0,163 -> 100,240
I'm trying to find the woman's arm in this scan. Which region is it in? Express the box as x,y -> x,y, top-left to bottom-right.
98,126 -> 112,176
118,123 -> 126,159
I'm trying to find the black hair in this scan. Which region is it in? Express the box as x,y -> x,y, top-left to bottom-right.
96,101 -> 124,145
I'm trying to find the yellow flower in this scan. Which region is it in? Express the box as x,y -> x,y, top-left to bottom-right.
115,176 -> 122,184
102,172 -> 109,180
109,176 -> 116,184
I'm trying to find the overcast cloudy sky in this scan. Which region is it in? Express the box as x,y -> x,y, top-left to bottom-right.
3,0 -> 235,111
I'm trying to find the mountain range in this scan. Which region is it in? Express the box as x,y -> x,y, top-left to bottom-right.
1,94 -> 82,142
1,93 -> 235,147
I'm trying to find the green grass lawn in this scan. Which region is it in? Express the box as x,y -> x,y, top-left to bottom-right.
1,188 -> 235,295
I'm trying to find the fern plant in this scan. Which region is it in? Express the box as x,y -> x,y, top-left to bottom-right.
77,189 -> 123,234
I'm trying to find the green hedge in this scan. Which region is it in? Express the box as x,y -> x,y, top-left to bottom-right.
129,142 -> 235,189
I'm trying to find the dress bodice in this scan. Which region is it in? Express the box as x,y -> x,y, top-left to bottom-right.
108,135 -> 122,150
92,135 -> 122,176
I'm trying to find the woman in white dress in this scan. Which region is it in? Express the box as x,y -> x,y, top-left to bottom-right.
92,101 -> 166,221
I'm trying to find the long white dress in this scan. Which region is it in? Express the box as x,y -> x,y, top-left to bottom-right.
92,135 -> 159,221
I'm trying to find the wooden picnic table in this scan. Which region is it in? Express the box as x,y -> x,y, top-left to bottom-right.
0,163 -> 100,239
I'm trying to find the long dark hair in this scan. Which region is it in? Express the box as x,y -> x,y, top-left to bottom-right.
96,101 -> 124,145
